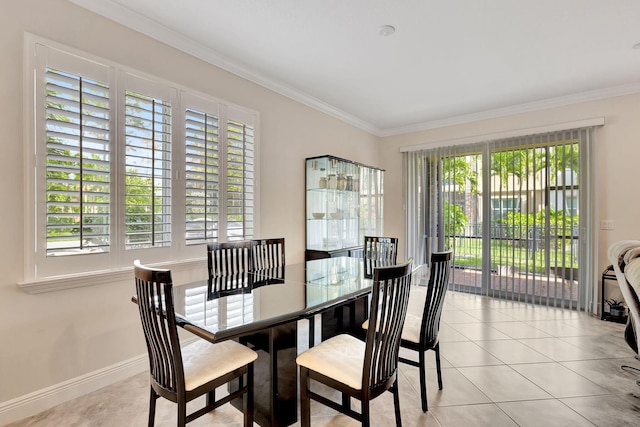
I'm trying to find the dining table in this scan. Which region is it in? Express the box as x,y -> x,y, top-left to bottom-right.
167,256 -> 379,427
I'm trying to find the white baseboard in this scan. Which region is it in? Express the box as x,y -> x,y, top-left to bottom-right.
0,354 -> 148,426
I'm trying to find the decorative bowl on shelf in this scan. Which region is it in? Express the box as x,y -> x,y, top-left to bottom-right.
329,212 -> 341,219
312,212 -> 325,219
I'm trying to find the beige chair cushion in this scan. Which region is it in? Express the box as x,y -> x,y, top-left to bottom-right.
182,339 -> 257,392
363,285 -> 426,344
296,334 -> 365,390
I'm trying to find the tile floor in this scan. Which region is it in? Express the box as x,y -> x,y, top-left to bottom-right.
7,291 -> 640,426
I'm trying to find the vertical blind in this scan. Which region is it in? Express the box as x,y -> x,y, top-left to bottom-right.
405,127 -> 595,310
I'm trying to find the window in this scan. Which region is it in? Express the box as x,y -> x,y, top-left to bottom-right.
490,197 -> 521,219
565,195 -> 578,216
26,37 -> 259,283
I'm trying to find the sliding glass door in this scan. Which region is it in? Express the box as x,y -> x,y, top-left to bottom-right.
405,127 -> 595,309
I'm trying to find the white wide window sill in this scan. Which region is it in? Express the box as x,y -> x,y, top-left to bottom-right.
18,258 -> 207,294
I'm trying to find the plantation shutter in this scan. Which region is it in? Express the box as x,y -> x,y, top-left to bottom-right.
45,68 -> 111,256
124,79 -> 172,249
225,107 -> 255,241
28,38 -> 261,283
184,106 -> 220,244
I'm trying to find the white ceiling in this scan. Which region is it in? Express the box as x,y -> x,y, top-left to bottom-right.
70,0 -> 640,136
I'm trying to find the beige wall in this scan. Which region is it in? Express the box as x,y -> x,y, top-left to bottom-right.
0,0 -> 380,403
380,94 -> 640,273
2,0 -> 640,412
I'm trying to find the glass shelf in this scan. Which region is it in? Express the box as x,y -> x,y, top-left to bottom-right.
305,155 -> 384,259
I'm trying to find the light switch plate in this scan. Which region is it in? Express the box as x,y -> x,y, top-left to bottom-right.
600,219 -> 614,230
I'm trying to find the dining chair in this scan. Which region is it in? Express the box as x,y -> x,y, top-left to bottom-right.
251,237 -> 285,269
133,260 -> 257,427
363,236 -> 399,278
207,241 -> 252,293
399,250 -> 452,412
251,238 -> 285,287
364,236 -> 398,261
297,259 -> 414,427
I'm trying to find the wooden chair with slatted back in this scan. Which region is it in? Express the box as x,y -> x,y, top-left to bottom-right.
399,250 -> 452,412
207,241 -> 253,294
297,259 -> 414,427
363,236 -> 399,278
133,260 -> 257,427
250,238 -> 285,287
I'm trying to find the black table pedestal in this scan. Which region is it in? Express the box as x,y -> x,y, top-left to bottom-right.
321,295 -> 369,341
232,322 -> 298,427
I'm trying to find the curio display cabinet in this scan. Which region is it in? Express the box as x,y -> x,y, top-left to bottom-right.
305,155 -> 384,260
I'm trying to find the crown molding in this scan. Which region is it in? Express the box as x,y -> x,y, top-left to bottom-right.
69,1 -> 640,139
399,117 -> 605,153
379,82 -> 640,137
68,0 -> 379,135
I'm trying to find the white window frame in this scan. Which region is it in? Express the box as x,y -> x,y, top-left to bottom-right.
21,34 -> 260,292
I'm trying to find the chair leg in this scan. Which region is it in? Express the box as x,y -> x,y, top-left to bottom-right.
244,364 -> 254,427
148,387 -> 157,427
177,401 -> 187,427
342,392 -> 350,411
392,379 -> 402,427
419,350 -> 428,412
435,344 -> 443,390
361,398 -> 370,427
300,367 -> 311,427
206,389 -> 215,406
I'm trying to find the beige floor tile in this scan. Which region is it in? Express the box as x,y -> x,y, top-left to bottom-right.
449,322 -> 512,341
439,341 -> 503,367
510,362 -> 609,398
458,365 -> 551,402
497,399 -> 595,427
560,357 -> 640,394
437,323 -> 471,342
475,339 -> 552,364
518,337 -> 606,361
489,321 -> 553,339
559,333 -> 635,359
402,365 -> 491,408
527,319 -> 584,337
561,394 -> 640,427
463,309 -> 519,322
441,310 -> 483,324
431,403 -> 518,427
495,306 -> 581,322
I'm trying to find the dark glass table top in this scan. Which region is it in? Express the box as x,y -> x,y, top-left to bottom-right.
172,257 -> 373,342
